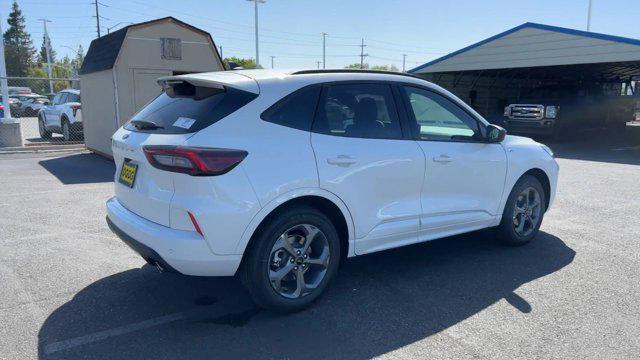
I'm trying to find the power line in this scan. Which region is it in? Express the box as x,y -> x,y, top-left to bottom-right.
359,38 -> 368,69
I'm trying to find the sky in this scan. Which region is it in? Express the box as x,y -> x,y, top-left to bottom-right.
2,0 -> 640,71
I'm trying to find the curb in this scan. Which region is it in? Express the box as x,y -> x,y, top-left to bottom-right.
0,144 -> 86,155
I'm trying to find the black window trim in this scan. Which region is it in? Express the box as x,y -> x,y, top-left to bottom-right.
310,80 -> 411,141
260,83 -> 322,131
397,82 -> 490,144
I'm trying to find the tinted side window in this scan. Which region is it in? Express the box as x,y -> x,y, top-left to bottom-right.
67,93 -> 80,103
313,83 -> 402,140
52,93 -> 62,105
402,86 -> 480,141
261,86 -> 320,131
58,93 -> 68,105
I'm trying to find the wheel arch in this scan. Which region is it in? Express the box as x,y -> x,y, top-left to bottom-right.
236,190 -> 355,267
520,168 -> 551,211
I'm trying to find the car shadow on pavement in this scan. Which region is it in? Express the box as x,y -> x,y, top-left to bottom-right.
38,231 -> 574,359
38,153 -> 115,184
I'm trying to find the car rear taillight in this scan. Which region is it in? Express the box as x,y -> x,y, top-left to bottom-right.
143,146 -> 248,176
0,105 -> 4,110
71,104 -> 81,117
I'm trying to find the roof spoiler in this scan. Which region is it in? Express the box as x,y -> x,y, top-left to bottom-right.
157,72 -> 259,94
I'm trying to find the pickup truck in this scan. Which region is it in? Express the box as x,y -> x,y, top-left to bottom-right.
503,84 -> 635,139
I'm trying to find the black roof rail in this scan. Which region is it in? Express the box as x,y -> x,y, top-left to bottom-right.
291,69 -> 426,80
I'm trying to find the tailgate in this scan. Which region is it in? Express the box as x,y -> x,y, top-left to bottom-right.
111,128 -> 192,226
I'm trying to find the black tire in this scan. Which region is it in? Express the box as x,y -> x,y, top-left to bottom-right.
496,175 -> 546,246
62,118 -> 71,141
240,206 -> 341,313
38,114 -> 52,140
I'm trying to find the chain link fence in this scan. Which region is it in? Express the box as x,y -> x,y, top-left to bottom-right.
1,76 -> 83,146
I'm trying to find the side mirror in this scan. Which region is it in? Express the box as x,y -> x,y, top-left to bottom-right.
486,124 -> 507,143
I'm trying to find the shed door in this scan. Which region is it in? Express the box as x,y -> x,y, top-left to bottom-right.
132,69 -> 172,112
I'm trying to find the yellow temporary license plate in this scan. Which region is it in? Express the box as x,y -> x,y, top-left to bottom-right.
119,161 -> 138,188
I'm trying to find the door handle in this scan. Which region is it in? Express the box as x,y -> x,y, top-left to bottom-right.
327,155 -> 356,167
432,154 -> 453,164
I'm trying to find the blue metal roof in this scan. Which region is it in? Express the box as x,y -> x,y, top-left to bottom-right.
408,22 -> 640,73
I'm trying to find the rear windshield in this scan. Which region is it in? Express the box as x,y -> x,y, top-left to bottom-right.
124,85 -> 257,134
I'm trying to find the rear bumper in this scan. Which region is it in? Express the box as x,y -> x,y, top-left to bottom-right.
106,197 -> 242,276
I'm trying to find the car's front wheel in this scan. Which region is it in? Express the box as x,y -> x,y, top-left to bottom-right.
496,175 -> 546,246
62,118 -> 71,141
240,206 -> 341,313
38,114 -> 51,139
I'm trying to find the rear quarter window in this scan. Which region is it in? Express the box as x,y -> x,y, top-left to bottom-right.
124,86 -> 257,134
261,85 -> 321,131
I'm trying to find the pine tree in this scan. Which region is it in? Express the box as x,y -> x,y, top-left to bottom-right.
38,34 -> 56,64
3,1 -> 36,76
73,44 -> 84,69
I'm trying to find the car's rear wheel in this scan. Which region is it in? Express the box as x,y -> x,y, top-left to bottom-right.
496,175 -> 546,246
240,206 -> 341,313
38,114 -> 51,139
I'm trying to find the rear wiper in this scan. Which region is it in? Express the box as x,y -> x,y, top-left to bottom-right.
130,120 -> 164,130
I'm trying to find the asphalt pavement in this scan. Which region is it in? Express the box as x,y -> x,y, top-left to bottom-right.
1,131 -> 639,359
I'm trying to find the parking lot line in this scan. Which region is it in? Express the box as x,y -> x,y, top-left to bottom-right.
43,312 -> 185,355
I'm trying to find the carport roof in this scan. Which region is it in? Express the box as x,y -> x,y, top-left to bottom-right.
409,23 -> 640,74
79,17 -> 222,75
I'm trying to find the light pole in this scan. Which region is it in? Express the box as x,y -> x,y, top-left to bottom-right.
107,22 -> 134,34
587,0 -> 593,31
270,55 -> 275,69
321,32 -> 327,69
402,54 -> 407,72
247,0 -> 266,67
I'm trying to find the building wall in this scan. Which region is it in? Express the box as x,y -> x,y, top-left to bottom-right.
81,69 -> 117,156
114,21 -> 224,125
419,27 -> 640,73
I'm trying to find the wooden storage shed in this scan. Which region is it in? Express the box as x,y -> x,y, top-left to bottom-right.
79,17 -> 224,156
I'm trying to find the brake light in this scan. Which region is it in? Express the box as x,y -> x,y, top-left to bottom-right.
71,104 -> 81,117
143,146 -> 248,176
0,105 -> 4,110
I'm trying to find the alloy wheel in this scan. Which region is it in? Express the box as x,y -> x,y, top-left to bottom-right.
268,224 -> 330,299
512,186 -> 542,237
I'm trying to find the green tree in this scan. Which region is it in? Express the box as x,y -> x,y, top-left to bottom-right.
371,64 -> 399,72
38,34 -> 56,64
223,56 -> 257,69
73,44 -> 84,70
344,63 -> 369,69
3,1 -> 36,76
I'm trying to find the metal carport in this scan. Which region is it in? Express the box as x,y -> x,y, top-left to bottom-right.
409,23 -> 640,123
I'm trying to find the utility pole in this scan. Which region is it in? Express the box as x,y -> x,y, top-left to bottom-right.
270,55 -> 275,69
321,32 -> 327,69
402,54 -> 407,72
92,1 -> 109,37
359,38 -> 368,69
93,0 -> 101,37
38,18 -> 54,94
316,61 -> 321,69
219,46 -> 223,60
586,0 -> 593,31
247,0 -> 266,67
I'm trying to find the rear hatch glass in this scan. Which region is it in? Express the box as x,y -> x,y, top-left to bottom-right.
124,83 -> 257,134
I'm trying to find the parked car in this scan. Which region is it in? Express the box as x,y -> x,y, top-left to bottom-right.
8,86 -> 32,96
0,96 -> 21,117
38,89 -> 82,141
11,94 -> 50,117
106,70 -> 559,312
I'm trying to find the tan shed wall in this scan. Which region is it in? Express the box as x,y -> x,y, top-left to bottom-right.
80,69 -> 117,156
114,21 -> 223,125
418,27 -> 640,73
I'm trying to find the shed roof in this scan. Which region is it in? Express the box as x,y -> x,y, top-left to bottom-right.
409,23 -> 640,74
79,17 -> 222,75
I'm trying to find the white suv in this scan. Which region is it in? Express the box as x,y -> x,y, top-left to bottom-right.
38,89 -> 82,141
107,70 -> 558,312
